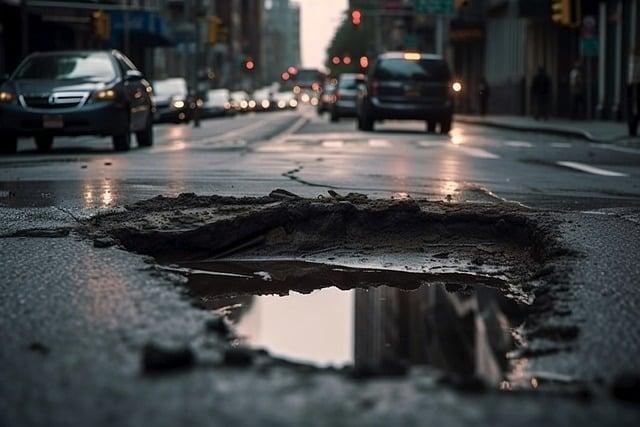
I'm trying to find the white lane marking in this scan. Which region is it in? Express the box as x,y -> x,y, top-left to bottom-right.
450,145 -> 500,159
590,143 -> 640,155
149,141 -> 188,154
368,139 -> 391,147
322,140 -> 344,148
551,142 -> 572,148
505,141 -> 533,148
417,140 -> 446,147
556,161 -> 628,177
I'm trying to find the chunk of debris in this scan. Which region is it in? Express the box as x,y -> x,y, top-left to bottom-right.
27,342 -> 49,355
610,373 -> 640,403
142,342 -> 195,374
269,189 -> 301,200
93,237 -> 117,248
223,347 -> 255,367
204,317 -> 231,338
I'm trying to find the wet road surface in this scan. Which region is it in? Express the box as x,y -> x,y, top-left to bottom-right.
2,107 -> 640,426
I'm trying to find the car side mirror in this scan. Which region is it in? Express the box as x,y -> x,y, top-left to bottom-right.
125,70 -> 143,80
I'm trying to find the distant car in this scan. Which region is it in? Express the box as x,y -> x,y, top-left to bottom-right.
0,49 -> 154,153
230,90 -> 250,112
202,89 -> 233,118
317,82 -> 336,114
252,88 -> 273,112
152,78 -> 195,124
273,91 -> 298,110
356,52 -> 454,133
330,73 -> 365,122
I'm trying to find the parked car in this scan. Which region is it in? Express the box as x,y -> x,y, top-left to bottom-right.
0,49 -> 153,153
330,73 -> 365,122
356,52 -> 454,133
152,78 -> 195,124
317,82 -> 336,115
202,88 -> 233,118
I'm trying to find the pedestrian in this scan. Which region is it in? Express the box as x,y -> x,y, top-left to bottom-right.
531,67 -> 551,121
478,77 -> 490,116
569,61 -> 585,120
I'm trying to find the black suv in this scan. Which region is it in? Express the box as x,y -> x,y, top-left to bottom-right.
0,50 -> 154,153
357,52 -> 454,133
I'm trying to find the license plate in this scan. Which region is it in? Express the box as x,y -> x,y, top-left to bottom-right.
43,115 -> 63,129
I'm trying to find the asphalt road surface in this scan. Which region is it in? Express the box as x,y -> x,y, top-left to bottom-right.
2,107 -> 640,426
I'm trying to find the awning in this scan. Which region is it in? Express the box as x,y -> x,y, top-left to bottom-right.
109,10 -> 174,47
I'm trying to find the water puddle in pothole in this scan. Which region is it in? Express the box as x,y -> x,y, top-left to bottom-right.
165,259 -> 528,385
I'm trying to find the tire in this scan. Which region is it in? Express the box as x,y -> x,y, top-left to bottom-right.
136,117 -> 154,147
113,114 -> 131,152
358,114 -> 374,131
440,118 -> 452,134
629,117 -> 638,137
330,110 -> 340,122
426,121 -> 437,133
0,135 -> 18,155
35,135 -> 53,153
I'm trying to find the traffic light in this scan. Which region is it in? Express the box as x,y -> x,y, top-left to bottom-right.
244,59 -> 255,71
207,16 -> 222,45
359,56 -> 369,69
91,11 -> 111,40
351,9 -> 362,28
551,0 -> 574,27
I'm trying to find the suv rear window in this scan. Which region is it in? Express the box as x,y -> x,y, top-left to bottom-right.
374,58 -> 450,81
338,76 -> 363,90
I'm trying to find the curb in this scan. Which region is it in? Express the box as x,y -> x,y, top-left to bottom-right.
455,116 -> 631,143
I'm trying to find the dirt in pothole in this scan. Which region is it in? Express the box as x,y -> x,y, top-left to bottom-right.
85,191 -> 575,388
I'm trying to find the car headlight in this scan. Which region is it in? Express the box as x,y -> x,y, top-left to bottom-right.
93,89 -> 117,101
261,100 -> 270,109
452,82 -> 462,93
0,91 -> 17,103
171,99 -> 185,109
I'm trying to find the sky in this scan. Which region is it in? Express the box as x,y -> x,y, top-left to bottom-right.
293,0 -> 349,70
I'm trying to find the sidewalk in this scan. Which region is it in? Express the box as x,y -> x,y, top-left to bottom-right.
456,114 -> 637,143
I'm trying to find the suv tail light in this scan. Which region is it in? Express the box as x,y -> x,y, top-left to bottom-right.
370,79 -> 380,96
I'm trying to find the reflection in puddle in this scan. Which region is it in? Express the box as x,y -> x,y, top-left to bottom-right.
177,259 -> 526,384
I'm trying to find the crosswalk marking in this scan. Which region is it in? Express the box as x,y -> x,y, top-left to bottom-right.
551,142 -> 572,148
322,140 -> 344,148
505,141 -> 533,148
368,139 -> 391,147
556,161 -> 628,177
451,145 -> 500,159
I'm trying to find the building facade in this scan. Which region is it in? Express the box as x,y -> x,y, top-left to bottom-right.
262,0 -> 301,83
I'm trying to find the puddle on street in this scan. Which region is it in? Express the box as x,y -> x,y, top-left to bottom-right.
172,259 -> 527,384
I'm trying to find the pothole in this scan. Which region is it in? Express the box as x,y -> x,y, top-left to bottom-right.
167,259 -> 527,385
86,191 -> 569,388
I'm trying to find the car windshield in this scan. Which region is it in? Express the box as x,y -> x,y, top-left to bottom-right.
338,77 -> 362,90
153,79 -> 188,97
374,58 -> 451,81
14,52 -> 117,81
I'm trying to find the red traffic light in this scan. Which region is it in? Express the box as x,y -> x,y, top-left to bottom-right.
351,9 -> 361,26
245,60 -> 255,71
343,56 -> 352,65
287,66 -> 298,75
331,56 -> 340,65
359,56 -> 369,68
281,72 -> 290,81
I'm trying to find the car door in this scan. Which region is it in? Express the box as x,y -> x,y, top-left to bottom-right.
114,53 -> 147,131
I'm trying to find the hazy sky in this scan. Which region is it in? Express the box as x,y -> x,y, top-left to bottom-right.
293,0 -> 349,70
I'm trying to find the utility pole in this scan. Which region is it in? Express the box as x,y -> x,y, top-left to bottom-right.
193,0 -> 203,128
122,0 -> 130,54
21,0 -> 29,58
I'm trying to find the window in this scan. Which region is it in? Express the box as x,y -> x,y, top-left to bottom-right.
374,59 -> 451,81
15,53 -> 117,81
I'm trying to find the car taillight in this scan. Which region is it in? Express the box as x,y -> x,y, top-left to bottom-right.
371,79 -> 379,96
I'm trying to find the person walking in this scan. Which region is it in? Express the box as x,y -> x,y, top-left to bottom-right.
531,67 -> 551,121
569,61 -> 585,120
478,77 -> 490,116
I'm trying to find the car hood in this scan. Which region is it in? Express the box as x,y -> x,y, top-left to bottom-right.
9,79 -> 113,94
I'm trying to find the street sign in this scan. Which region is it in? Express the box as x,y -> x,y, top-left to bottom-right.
580,38 -> 598,57
413,0 -> 454,16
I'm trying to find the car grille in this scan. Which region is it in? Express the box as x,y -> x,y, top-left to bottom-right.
21,92 -> 88,110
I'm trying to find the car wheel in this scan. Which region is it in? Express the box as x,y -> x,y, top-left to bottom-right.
330,110 -> 340,122
136,118 -> 154,147
35,135 -> 53,153
426,121 -> 437,133
629,117 -> 638,137
113,114 -> 132,152
440,118 -> 452,134
358,114 -> 374,131
0,135 -> 18,155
